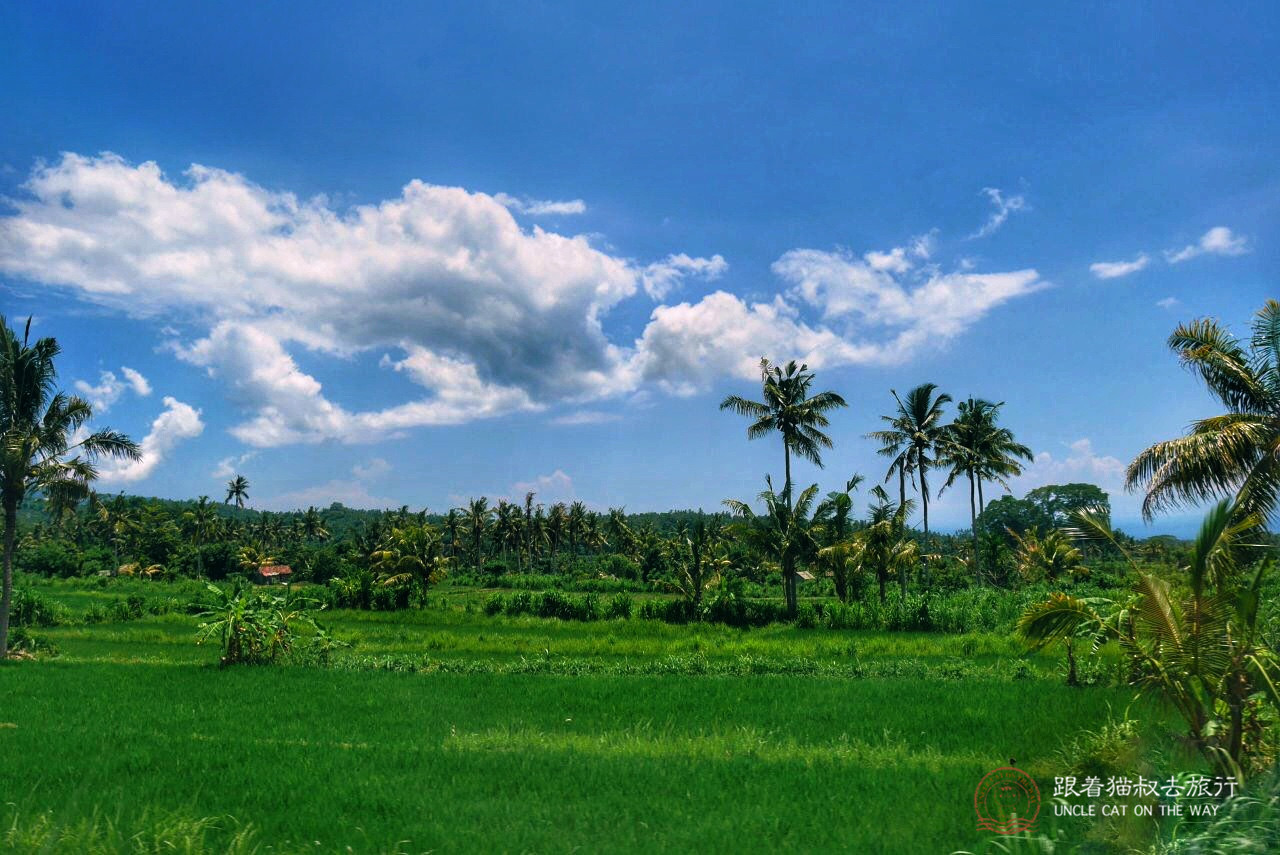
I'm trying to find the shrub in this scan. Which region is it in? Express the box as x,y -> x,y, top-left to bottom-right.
603,593 -> 633,620
194,583 -> 320,666
10,588 -> 60,627
483,593 -> 506,616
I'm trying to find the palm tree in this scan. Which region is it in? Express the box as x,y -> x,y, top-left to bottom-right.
300,506 -> 330,542
464,498 -> 493,574
939,398 -> 1033,580
721,357 -> 848,615
814,475 -> 864,602
1127,299 -> 1280,525
1,316 -> 140,656
371,524 -> 449,604
724,475 -> 821,613
225,475 -> 250,509
182,496 -> 219,578
667,514 -> 727,618
1019,499 -> 1280,778
867,384 -> 952,540
860,485 -> 918,602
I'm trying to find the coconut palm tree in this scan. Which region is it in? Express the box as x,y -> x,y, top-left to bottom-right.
182,496 -> 220,578
225,475 -> 250,509
859,485 -> 919,602
867,384 -> 952,540
1127,299 -> 1280,525
1,316 -> 140,657
667,514 -> 728,618
464,497 -> 493,574
939,398 -> 1033,580
299,506 -> 330,542
814,475 -> 864,602
1019,499 -> 1280,778
721,358 -> 847,615
371,524 -> 448,604
724,475 -> 821,614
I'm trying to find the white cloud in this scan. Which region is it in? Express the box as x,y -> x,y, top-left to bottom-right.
0,154 -> 1049,445
262,480 -> 400,512
120,366 -> 152,396
512,469 -> 575,504
73,365 -> 152,411
1165,226 -> 1249,263
1156,297 -> 1181,310
1090,253 -> 1150,280
970,187 -> 1027,239
639,253 -> 728,299
771,249 -> 1045,364
550,409 -> 622,426
351,457 -> 391,480
493,193 -> 587,216
98,396 -> 204,483
212,451 -> 256,479
1012,438 -> 1126,496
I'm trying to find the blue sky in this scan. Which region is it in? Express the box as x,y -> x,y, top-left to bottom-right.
0,2 -> 1275,535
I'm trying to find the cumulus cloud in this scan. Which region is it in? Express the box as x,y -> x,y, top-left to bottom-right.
492,193 -> 587,216
98,396 -> 204,483
73,365 -> 151,411
1165,226 -> 1249,263
1090,253 -> 1150,280
771,249 -> 1046,364
640,253 -> 728,299
970,187 -> 1027,239
0,153 -> 1048,446
1013,438 -> 1126,495
212,451 -> 256,479
512,469 -> 575,503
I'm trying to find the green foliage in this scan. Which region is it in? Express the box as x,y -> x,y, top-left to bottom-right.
194,583 -> 320,666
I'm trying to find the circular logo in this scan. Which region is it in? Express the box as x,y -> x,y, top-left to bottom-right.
974,767 -> 1041,835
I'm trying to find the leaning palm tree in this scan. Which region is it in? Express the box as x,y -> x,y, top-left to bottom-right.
225,475 -> 250,509
1127,299 -> 1280,525
1,316 -> 140,656
867,384 -> 952,539
721,357 -> 847,615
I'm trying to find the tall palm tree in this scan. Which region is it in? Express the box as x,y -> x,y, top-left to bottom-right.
1127,300 -> 1280,525
721,357 -> 847,615
939,397 -> 1033,579
182,496 -> 219,578
867,384 -> 952,540
1,316 -> 139,656
464,497 -> 493,574
224,475 -> 250,509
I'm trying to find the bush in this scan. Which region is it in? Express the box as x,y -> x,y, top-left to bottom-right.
18,540 -> 81,578
10,588 -> 61,627
603,593 -> 633,620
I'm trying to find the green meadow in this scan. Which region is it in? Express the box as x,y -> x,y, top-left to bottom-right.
2,578 -> 1184,854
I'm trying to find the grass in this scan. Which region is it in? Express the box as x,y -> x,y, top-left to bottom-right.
3,575 -> 1200,853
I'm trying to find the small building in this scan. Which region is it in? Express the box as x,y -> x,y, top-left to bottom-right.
255,564 -> 293,585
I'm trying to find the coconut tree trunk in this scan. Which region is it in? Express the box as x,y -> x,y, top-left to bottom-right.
977,477 -> 985,515
1,498 -> 17,658
969,470 -> 980,584
783,443 -> 797,617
